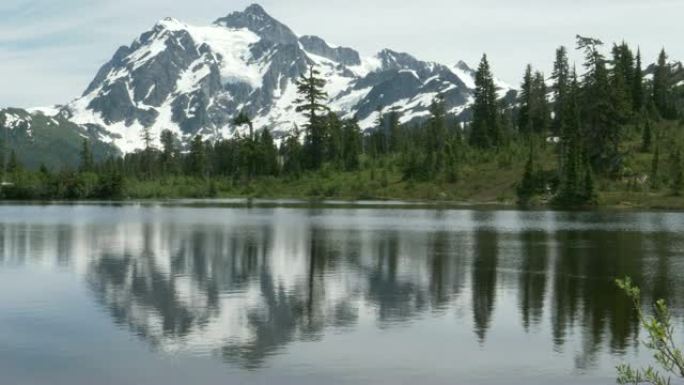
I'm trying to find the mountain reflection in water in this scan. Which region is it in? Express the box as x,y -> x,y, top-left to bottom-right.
0,205 -> 683,381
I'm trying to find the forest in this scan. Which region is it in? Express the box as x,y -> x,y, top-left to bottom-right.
1,35 -> 683,208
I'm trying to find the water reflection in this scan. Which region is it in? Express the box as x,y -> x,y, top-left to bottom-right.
0,206 -> 683,373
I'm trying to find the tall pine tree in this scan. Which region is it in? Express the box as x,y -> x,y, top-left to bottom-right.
551,46 -> 570,135
295,65 -> 329,170
577,35 -> 621,175
470,54 -> 502,149
653,49 -> 675,119
632,49 -> 645,112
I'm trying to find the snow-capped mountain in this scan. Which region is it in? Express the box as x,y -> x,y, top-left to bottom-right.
44,4 -> 513,153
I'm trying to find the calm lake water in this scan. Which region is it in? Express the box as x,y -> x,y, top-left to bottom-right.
1,203 -> 683,385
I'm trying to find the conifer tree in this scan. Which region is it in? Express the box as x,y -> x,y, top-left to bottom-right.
556,70 -> 588,206
342,119 -> 362,171
139,127 -> 156,179
233,111 -> 255,139
531,71 -> 550,135
80,139 -> 94,173
140,127 -> 154,150
518,65 -> 534,135
427,95 -> 447,173
7,150 -> 20,174
325,112 -> 344,167
160,130 -> 179,174
632,49 -> 645,112
577,35 -> 621,175
582,162 -> 597,203
651,142 -> 660,190
610,44 -> 633,123
188,135 -> 207,177
641,119 -> 652,152
551,46 -> 570,135
295,65 -> 329,169
257,128 -> 278,176
653,49 -> 674,119
612,42 -> 635,113
282,125 -> 303,177
670,149 -> 683,196
517,146 -> 537,204
387,110 -> 401,153
0,140 -> 4,182
470,54 -> 502,149
233,112 -> 259,178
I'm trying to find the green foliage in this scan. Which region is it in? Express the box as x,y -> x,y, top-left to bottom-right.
80,139 -> 94,173
651,143 -> 661,190
669,148 -> 683,196
295,65 -> 329,170
470,54 -> 503,149
641,119 -> 653,152
653,49 -> 678,120
516,151 -> 537,204
615,277 -> 684,385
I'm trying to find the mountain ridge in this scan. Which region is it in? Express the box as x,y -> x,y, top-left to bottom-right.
4,3 -> 514,159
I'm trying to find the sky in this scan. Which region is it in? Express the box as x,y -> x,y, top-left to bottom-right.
1,0 -> 683,108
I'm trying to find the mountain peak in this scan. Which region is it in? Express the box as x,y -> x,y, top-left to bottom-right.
455,60 -> 472,70
154,17 -> 185,32
299,35 -> 361,66
214,3 -> 298,45
244,3 -> 268,17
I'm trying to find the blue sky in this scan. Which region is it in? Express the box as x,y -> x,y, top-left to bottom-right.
2,0 -> 683,108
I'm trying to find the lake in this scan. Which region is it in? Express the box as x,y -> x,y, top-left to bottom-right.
0,202 -> 683,385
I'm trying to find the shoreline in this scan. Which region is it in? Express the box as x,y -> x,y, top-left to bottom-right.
2,194 -> 683,212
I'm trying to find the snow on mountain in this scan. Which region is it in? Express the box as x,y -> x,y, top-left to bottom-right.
48,4 -> 512,153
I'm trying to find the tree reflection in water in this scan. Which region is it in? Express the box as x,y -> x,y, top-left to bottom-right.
0,207 -> 682,371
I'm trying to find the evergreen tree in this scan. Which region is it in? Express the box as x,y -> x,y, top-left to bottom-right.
233,111 -> 255,139
577,35 -> 621,175
257,128 -> 279,176
582,161 -> 597,203
517,146 -> 537,204
282,125 -> 303,177
342,119 -> 362,171
551,46 -> 570,135
387,110 -> 401,153
651,142 -> 660,190
187,135 -> 207,177
670,149 -> 683,196
518,65 -> 534,135
641,119 -> 652,152
139,127 -> 156,179
295,65 -> 329,170
530,71 -> 550,135
160,129 -> 179,174
610,44 -> 633,123
444,136 -> 460,183
653,49 -> 675,119
0,138 -> 4,182
140,127 -> 154,150
367,107 -> 385,159
556,70 -> 589,206
470,54 -> 502,149
7,150 -> 20,174
427,95 -> 447,173
80,139 -> 94,173
632,49 -> 645,112
233,113 -> 259,178
325,112 -> 344,166
611,42 -> 635,115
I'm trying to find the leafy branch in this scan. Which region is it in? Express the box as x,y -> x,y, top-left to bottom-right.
616,277 -> 684,385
